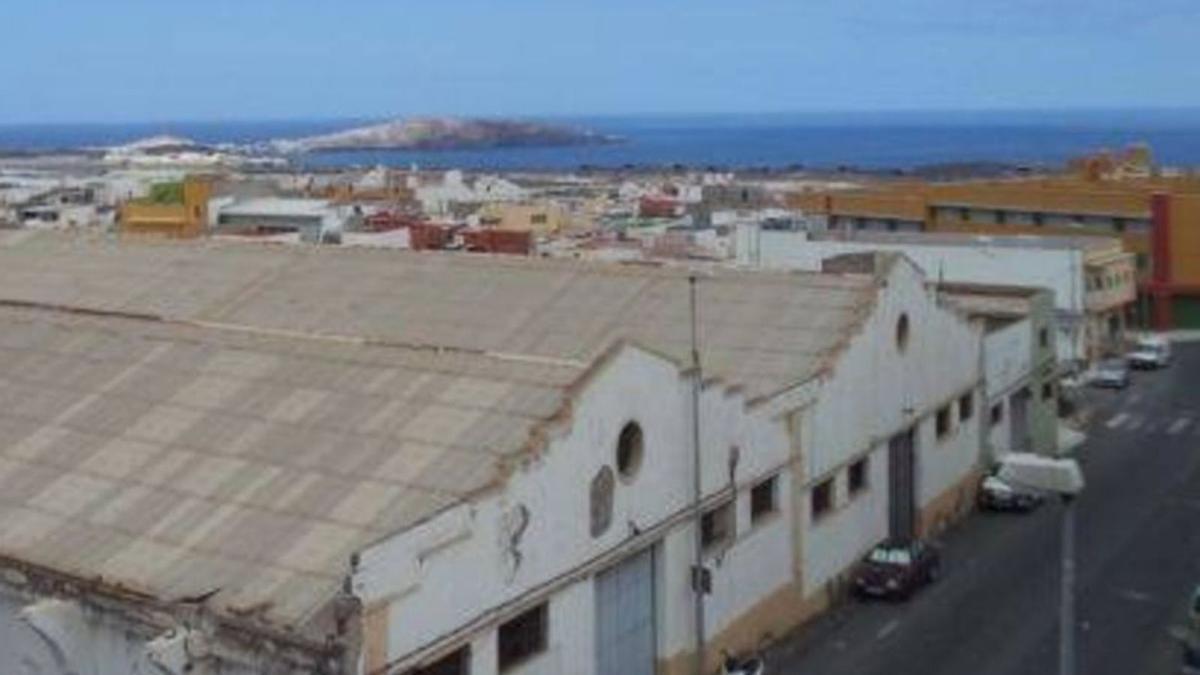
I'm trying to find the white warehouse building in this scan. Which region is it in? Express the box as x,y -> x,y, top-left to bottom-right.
0,233 -> 984,675
735,226 -> 1137,368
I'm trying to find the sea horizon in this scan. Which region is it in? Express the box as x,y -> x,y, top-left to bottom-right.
1,107 -> 1198,172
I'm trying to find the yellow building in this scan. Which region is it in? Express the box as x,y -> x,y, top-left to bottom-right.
789,175 -> 1200,328
119,176 -> 213,238
477,202 -> 571,235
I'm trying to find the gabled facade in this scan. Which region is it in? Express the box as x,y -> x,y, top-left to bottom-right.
0,235 -> 984,675
352,256 -> 983,675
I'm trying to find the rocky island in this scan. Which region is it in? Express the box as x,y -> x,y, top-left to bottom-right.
271,117 -> 615,153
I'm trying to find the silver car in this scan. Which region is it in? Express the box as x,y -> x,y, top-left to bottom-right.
1091,358 -> 1130,389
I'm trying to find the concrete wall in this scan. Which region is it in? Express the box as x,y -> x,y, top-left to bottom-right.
735,227 -> 1091,364
0,585 -> 301,675
982,317 -> 1032,459
355,345 -> 798,675
355,259 -> 986,675
799,258 -> 982,593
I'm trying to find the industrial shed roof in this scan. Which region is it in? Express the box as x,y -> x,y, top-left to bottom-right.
0,233 -> 878,638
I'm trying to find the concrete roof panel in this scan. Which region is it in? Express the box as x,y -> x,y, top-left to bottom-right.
0,233 -> 880,638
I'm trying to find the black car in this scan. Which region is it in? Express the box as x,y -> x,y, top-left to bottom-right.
853,539 -> 942,600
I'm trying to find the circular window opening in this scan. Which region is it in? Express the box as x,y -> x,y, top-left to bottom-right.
896,313 -> 911,352
616,422 -> 644,480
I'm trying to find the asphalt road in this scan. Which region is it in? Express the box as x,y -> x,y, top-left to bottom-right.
770,343 -> 1200,675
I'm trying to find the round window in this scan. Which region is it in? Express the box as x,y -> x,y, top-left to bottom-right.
896,313 -> 911,352
616,422 -> 644,480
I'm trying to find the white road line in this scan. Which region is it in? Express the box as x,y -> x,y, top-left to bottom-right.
1117,589 -> 1154,603
876,619 -> 900,640
1105,413 -> 1129,429
1169,418 -> 1192,435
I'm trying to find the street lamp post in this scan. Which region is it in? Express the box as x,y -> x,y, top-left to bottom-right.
1059,494 -> 1077,675
997,453 -> 1085,675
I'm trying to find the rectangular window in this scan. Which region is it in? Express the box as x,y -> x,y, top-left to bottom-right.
811,479 -> 834,520
936,405 -> 952,440
848,458 -> 868,495
1039,328 -> 1049,348
701,499 -> 735,551
415,646 -> 470,675
750,476 -> 779,524
990,402 -> 1004,427
498,604 -> 548,671
959,392 -> 974,422
1042,382 -> 1055,401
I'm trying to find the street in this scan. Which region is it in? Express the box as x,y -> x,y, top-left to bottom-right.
771,342 -> 1200,675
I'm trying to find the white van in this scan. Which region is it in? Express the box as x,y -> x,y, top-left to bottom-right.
1127,335 -> 1171,369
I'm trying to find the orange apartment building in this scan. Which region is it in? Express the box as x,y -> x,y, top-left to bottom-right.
789,175 -> 1200,329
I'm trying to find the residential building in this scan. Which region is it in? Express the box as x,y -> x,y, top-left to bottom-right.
735,227 -> 1136,367
118,175 -> 213,238
787,175 -> 1200,328
214,197 -> 351,243
477,202 -> 570,235
412,171 -> 526,217
0,233 -> 984,675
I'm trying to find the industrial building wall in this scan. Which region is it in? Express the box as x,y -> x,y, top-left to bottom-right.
738,228 -> 1089,364
799,258 -> 983,591
982,317 -> 1033,459
0,585 -> 321,675
354,344 -> 799,675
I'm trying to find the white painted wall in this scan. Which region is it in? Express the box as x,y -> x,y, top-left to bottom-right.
355,345 -> 797,675
735,227 -> 1088,364
796,258 -> 982,591
0,587 -> 279,675
981,318 -> 1033,459
356,258 -> 987,675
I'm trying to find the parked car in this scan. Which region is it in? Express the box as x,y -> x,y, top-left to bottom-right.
978,474 -> 1044,512
1128,335 -> 1172,370
1091,358 -> 1131,389
853,539 -> 941,600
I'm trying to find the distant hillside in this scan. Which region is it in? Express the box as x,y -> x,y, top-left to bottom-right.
272,117 -> 615,153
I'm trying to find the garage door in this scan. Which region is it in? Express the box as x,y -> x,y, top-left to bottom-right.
595,547 -> 656,675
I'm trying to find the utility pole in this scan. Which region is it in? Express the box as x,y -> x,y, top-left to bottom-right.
689,274 -> 706,675
1060,495 -> 1077,675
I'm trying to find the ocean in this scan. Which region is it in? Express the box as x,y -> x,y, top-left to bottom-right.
1,109 -> 1198,171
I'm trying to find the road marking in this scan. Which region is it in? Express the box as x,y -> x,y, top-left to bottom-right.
1117,588 -> 1154,603
1105,413 -> 1129,429
1126,415 -> 1145,431
1169,418 -> 1192,435
876,619 -> 899,640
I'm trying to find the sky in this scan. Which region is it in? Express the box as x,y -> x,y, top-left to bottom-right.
2,0 -> 1199,124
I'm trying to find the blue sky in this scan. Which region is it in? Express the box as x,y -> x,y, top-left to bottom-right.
2,0 -> 1198,123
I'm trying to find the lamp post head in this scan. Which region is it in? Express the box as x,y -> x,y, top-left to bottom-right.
997,453 -> 1085,497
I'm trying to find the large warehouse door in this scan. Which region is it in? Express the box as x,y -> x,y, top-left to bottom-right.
595,547 -> 656,675
888,428 -> 917,540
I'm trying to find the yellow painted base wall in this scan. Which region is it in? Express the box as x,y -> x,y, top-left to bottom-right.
657,579 -> 831,675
